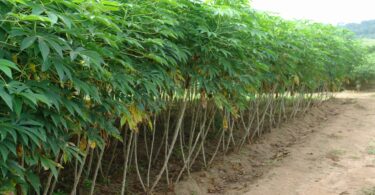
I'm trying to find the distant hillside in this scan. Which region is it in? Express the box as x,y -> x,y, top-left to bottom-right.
343,20 -> 375,38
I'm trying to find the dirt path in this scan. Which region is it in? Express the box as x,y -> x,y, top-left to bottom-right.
174,91 -> 375,195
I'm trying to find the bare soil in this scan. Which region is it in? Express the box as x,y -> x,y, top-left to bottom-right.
174,91 -> 375,195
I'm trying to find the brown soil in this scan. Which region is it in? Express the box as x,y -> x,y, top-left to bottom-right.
174,91 -> 375,195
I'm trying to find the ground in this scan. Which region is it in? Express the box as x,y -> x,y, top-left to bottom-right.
174,91 -> 375,195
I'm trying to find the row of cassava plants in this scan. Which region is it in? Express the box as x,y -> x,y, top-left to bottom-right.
350,39 -> 375,86
0,0 -> 363,194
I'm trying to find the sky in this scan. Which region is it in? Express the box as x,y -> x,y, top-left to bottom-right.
251,0 -> 375,24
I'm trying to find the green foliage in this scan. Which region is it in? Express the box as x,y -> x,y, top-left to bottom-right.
351,39 -> 375,84
0,0 -> 364,193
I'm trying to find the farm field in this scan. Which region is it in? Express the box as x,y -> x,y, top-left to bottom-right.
174,91 -> 375,195
1,1 -> 375,195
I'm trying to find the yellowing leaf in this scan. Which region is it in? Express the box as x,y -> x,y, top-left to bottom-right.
231,107 -> 239,119
56,163 -> 64,169
89,140 -> 96,149
12,54 -> 18,63
29,63 -> 36,73
121,104 -> 149,132
79,138 -> 87,151
16,144 -> 23,158
223,118 -> 228,130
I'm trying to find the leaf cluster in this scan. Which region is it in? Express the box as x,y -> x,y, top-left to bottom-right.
0,0 -> 364,193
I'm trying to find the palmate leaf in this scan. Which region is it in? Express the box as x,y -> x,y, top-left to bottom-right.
0,0 -> 366,194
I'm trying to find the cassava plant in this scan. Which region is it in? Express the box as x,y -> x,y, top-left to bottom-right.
0,0 -> 364,194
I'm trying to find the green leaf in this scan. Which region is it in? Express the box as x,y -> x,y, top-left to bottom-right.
20,36 -> 37,50
1,127 -> 17,143
0,66 -> 12,78
38,38 -> 50,61
41,59 -> 51,72
0,86 -> 13,110
0,145 -> 9,162
46,11 -> 58,24
31,4 -> 44,15
20,92 -> 37,106
40,157 -> 58,178
256,62 -> 270,72
69,47 -> 85,61
0,128 -> 8,141
34,94 -> 52,107
145,53 -> 168,66
58,14 -> 72,29
20,14 -> 51,23
13,97 -> 23,117
26,171 -> 41,194
54,61 -> 65,81
0,59 -> 20,71
79,50 -> 104,67
45,39 -> 63,57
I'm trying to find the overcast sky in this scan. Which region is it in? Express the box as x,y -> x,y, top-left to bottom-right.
251,0 -> 375,24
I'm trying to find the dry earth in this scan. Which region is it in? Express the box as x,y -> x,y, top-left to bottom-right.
174,91 -> 375,195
